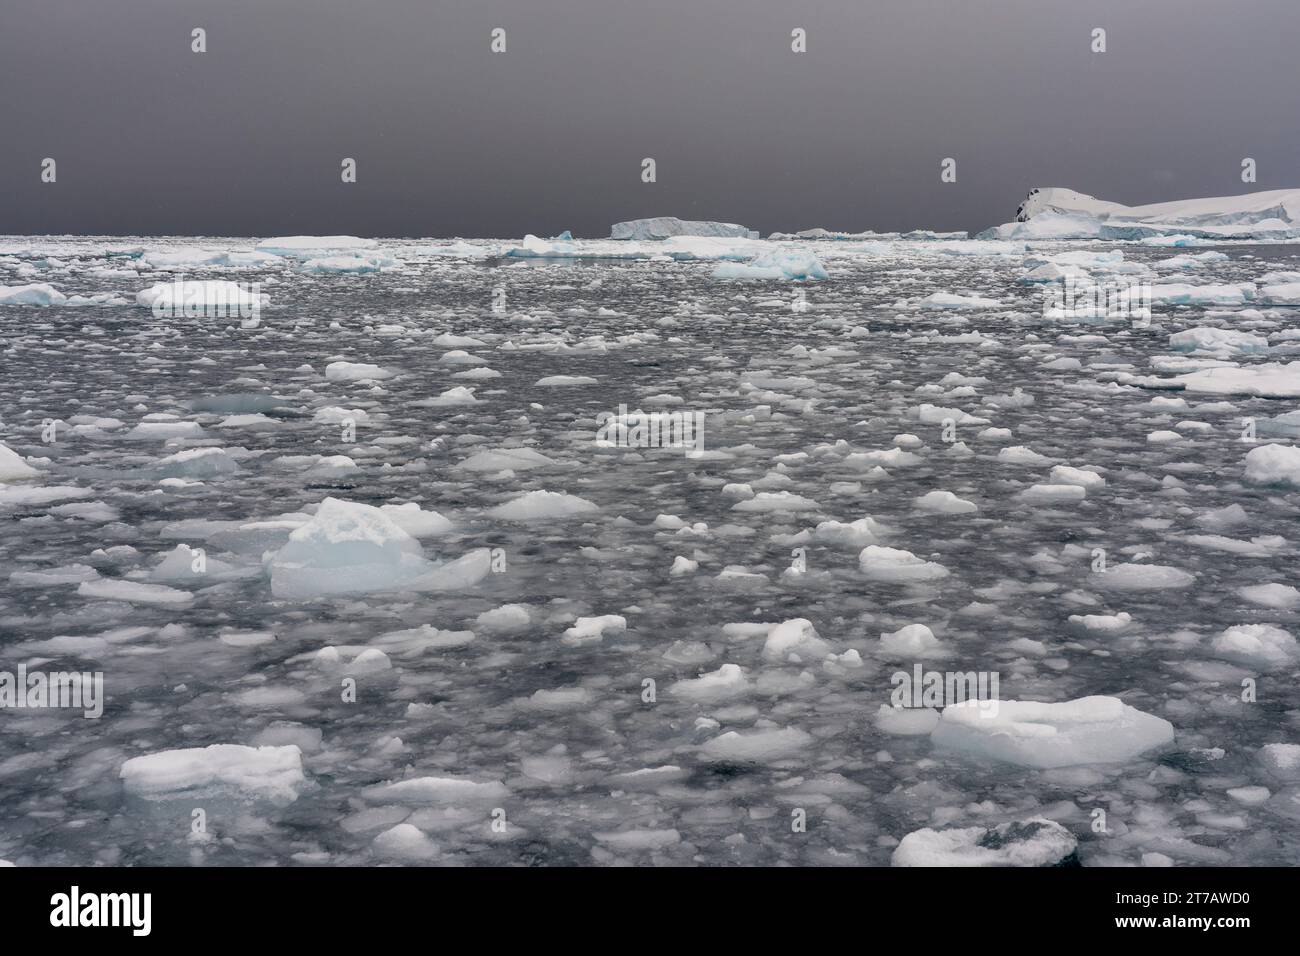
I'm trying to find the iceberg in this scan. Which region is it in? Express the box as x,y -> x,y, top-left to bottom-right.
611,217 -> 758,240
980,186 -> 1300,241
254,235 -> 378,256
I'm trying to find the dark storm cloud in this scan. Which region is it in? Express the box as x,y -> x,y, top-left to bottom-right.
2,0 -> 1298,238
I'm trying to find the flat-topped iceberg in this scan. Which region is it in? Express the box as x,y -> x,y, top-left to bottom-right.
611,216 -> 758,240
255,235 -> 378,256
980,186 -> 1300,241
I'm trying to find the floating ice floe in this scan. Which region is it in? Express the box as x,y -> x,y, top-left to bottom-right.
858,546 -> 949,582
119,744 -> 306,804
0,283 -> 67,306
0,442 -> 41,481
711,247 -> 828,281
1244,443 -> 1300,486
485,490 -> 599,521
268,497 -> 489,599
1168,328 -> 1270,356
1173,362 -> 1300,398
135,279 -> 269,314
700,726 -> 814,763
1092,563 -> 1194,590
1210,624 -> 1298,670
931,696 -> 1175,769
892,818 -> 1078,867
324,361 -> 393,382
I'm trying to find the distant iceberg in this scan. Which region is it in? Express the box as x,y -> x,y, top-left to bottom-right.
769,228 -> 967,241
610,217 -> 758,240
979,187 -> 1300,241
255,235 -> 378,256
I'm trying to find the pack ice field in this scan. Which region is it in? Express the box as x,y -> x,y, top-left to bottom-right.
3,196 -> 1300,867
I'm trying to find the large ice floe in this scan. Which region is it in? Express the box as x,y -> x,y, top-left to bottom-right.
931,697 -> 1175,769
3,224 -> 1300,867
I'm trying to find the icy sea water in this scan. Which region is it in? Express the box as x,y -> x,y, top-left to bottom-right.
2,236 -> 1299,866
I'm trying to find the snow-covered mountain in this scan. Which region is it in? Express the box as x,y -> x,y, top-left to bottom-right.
981,187 -> 1300,241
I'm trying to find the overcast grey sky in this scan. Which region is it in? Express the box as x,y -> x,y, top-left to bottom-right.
2,0 -> 1298,238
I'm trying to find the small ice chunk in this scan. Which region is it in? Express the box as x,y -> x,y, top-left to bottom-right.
486,490 -> 599,521
700,727 -> 813,763
859,546 -> 949,582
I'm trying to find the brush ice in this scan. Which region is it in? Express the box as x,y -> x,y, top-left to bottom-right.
892,818 -> 1077,867
931,696 -> 1175,769
671,663 -> 752,702
561,614 -> 627,647
120,744 -> 305,803
1174,362 -> 1300,398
